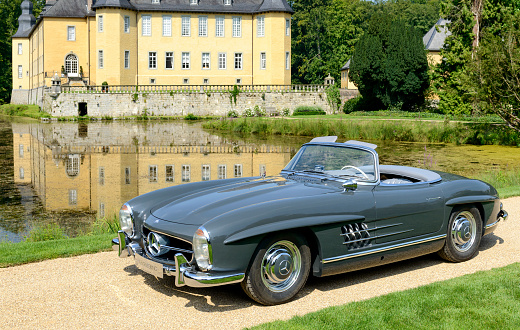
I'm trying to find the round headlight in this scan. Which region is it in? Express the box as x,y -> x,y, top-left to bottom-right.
193,227 -> 212,271
119,203 -> 134,237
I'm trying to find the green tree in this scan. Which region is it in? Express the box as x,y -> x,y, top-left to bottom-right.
0,0 -> 44,104
349,15 -> 429,110
472,9 -> 520,131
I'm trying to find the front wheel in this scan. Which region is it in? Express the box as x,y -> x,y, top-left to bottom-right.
438,206 -> 482,262
241,233 -> 311,305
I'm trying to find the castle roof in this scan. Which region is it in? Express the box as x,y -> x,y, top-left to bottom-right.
93,0 -> 294,14
40,0 -> 94,18
423,18 -> 451,52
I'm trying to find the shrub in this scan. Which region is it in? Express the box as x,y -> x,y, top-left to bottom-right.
25,223 -> 68,242
184,113 -> 199,120
343,96 -> 363,114
282,108 -> 291,116
254,105 -> 266,117
227,110 -> 239,118
243,108 -> 256,117
293,106 -> 326,116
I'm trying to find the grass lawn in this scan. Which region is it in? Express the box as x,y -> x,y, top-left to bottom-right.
0,233 -> 115,267
0,104 -> 51,119
249,262 -> 520,329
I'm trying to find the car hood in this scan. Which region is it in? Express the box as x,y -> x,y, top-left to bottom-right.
150,176 -> 339,226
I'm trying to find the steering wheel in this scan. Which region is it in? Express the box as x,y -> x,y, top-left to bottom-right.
340,165 -> 369,179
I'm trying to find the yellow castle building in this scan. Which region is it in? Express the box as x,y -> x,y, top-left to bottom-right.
11,0 -> 293,104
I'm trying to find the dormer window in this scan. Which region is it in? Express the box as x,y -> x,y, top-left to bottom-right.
224,0 -> 231,5
152,0 -> 159,3
190,0 -> 198,5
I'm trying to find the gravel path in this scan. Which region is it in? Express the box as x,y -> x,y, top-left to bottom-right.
1,197 -> 519,330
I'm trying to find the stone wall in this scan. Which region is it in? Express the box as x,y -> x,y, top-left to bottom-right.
41,89 -> 332,117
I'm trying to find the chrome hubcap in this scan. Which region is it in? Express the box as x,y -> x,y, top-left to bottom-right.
451,211 -> 477,252
261,240 -> 301,292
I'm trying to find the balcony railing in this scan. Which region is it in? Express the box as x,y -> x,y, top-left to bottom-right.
60,84 -> 328,94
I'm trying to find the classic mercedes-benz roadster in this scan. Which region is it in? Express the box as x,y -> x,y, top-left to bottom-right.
113,137 -> 508,305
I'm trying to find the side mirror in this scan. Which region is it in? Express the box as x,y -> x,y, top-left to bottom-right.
342,179 -> 357,192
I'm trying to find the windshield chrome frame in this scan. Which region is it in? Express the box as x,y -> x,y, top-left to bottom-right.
281,142 -> 380,185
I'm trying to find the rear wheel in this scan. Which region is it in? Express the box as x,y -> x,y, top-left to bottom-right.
438,206 -> 482,262
241,233 -> 311,305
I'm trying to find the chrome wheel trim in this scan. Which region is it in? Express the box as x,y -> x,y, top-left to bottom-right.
451,211 -> 477,253
261,240 -> 301,293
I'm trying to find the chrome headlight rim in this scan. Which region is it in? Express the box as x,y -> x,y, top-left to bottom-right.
119,203 -> 135,238
193,226 -> 213,271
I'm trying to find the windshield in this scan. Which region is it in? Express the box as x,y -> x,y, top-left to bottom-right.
283,144 -> 377,181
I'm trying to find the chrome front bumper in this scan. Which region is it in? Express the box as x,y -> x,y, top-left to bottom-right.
112,231 -> 244,288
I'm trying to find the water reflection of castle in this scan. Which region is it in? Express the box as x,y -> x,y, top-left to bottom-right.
12,122 -> 293,218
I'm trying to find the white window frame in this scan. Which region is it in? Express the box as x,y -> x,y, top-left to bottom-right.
98,15 -> 104,32
124,50 -> 130,69
67,26 -> 76,41
224,0 -> 231,5
152,0 -> 160,3
257,16 -> 264,37
182,165 -> 191,182
203,78 -> 209,84
99,167 -> 105,185
125,167 -> 131,184
286,51 -> 290,70
234,164 -> 243,178
165,51 -> 174,69
98,50 -> 104,69
18,65 -> 22,79
218,52 -> 226,69
202,164 -> 210,181
124,16 -> 130,33
218,165 -> 227,179
236,78 -> 242,84
99,203 -> 105,218
65,54 -> 78,75
190,0 -> 197,4
232,16 -> 241,37
19,144 -> 24,157
183,78 -> 189,84
142,15 -> 151,36
234,52 -> 242,70
163,15 -> 172,36
148,51 -> 157,69
20,167 -> 24,180
259,164 -> 266,176
149,165 -> 158,183
215,16 -> 224,37
69,189 -> 77,206
165,165 -> 174,182
286,19 -> 290,36
182,52 -> 190,69
199,16 -> 208,37
181,16 -> 191,36
18,43 -> 22,55
202,52 -> 210,69
260,52 -> 266,70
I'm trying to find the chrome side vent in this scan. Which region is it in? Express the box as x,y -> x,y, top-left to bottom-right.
341,223 -> 371,250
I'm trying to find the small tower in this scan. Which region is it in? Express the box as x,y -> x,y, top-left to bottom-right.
324,73 -> 335,86
13,0 -> 36,37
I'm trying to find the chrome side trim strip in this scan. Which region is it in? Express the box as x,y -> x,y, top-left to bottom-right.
342,229 -> 414,245
323,234 -> 447,264
340,223 -> 402,236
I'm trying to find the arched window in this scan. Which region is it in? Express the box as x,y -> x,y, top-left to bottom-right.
65,54 -> 78,76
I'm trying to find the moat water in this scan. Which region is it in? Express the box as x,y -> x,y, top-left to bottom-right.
1,116 -> 519,242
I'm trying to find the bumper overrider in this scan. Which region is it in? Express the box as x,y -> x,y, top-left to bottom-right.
112,230 -> 244,288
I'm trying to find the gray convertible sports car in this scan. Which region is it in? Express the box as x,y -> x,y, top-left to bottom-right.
113,137 -> 508,305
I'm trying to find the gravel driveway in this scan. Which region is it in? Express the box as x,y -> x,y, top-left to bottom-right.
1,197 -> 518,330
